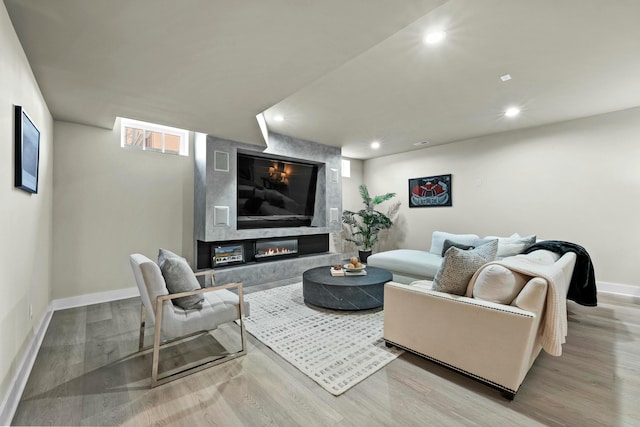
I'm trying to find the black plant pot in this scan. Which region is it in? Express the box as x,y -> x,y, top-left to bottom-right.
358,250 -> 372,263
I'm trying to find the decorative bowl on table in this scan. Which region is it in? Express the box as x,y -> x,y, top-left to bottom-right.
344,263 -> 366,272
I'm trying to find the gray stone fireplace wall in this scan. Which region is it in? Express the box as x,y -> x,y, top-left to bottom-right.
194,132 -> 342,284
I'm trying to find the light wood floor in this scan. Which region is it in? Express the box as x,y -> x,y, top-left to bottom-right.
12,279 -> 640,426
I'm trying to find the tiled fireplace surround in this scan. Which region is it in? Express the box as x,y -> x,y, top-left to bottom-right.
194,133 -> 343,287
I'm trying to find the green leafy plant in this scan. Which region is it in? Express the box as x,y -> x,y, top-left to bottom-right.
342,184 -> 397,250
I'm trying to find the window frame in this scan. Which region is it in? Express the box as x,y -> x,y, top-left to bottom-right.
120,118 -> 189,156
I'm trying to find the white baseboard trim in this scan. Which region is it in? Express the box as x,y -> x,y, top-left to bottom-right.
597,281 -> 640,298
50,286 -> 139,311
0,286 -> 139,424
0,308 -> 53,426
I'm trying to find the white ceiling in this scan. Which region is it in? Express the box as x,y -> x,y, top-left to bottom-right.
5,0 -> 640,159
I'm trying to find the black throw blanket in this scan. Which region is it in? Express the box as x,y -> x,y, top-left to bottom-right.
522,240 -> 597,306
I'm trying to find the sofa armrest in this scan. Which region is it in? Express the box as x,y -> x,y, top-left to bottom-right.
385,282 -> 535,316
554,252 -> 577,295
384,282 -> 542,392
512,277 -> 548,313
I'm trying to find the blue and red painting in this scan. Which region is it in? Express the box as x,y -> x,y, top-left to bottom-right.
409,174 -> 452,208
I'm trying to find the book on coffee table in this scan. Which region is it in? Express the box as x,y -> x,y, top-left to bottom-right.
345,270 -> 367,276
330,268 -> 345,277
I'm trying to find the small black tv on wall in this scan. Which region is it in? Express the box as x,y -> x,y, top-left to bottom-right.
14,105 -> 41,194
237,152 -> 318,229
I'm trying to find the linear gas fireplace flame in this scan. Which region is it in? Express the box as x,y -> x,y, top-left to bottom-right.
254,238 -> 298,261
263,247 -> 293,255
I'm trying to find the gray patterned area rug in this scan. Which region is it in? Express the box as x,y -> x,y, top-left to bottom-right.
242,282 -> 403,396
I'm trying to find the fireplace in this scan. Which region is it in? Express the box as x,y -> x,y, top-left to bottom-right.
254,238 -> 298,262
197,234 -> 329,269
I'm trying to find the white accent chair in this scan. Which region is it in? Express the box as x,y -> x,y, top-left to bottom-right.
129,253 -> 248,387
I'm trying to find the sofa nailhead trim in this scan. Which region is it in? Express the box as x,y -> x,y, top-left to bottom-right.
383,339 -> 519,395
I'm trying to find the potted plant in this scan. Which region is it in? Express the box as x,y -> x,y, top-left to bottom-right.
342,184 -> 397,262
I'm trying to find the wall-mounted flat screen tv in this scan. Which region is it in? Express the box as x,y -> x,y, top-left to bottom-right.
237,152 -> 318,229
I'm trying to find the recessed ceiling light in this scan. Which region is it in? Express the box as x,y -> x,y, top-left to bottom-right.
505,107 -> 520,117
423,30 -> 446,45
371,141 -> 381,149
413,141 -> 430,146
500,74 -> 512,82
273,115 -> 284,122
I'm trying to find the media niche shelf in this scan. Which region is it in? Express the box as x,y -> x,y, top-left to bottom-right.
196,233 -> 329,270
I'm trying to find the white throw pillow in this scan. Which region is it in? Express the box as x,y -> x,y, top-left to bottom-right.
472,264 -> 529,304
430,231 -> 479,255
484,233 -> 536,258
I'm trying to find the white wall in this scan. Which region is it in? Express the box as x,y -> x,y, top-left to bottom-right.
334,157 -> 366,255
364,107 -> 640,287
341,157 -> 365,213
339,156 -> 404,253
0,2 -> 53,406
52,120 -> 194,299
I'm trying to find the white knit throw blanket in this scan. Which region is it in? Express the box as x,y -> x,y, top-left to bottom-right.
465,255 -> 568,356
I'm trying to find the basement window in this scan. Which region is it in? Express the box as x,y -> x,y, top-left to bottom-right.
341,159 -> 351,178
120,118 -> 189,156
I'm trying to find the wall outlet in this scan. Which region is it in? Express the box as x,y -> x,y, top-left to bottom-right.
29,303 -> 33,320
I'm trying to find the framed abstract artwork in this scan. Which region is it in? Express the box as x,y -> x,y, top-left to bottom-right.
14,105 -> 41,193
408,174 -> 452,208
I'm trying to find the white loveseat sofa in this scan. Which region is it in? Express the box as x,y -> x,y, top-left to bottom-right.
383,249 -> 577,399
368,231 -> 536,283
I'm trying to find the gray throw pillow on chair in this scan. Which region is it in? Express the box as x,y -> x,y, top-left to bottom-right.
433,240 -> 498,295
158,248 -> 181,267
158,249 -> 204,310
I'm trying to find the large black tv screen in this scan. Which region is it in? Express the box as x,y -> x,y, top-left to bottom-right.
237,152 -> 318,229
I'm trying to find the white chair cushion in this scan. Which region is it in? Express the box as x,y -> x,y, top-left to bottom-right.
162,288 -> 247,338
133,256 -> 170,325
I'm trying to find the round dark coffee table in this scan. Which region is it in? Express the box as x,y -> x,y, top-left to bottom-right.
302,266 -> 393,310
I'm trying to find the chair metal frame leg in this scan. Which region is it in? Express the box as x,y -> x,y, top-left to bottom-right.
139,304 -> 146,351
149,281 -> 247,388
